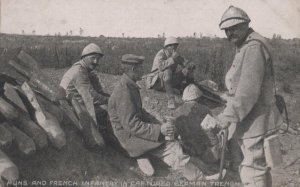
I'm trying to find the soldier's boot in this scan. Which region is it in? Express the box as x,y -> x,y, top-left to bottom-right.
164,79 -> 176,109
182,161 -> 226,181
137,157 -> 155,177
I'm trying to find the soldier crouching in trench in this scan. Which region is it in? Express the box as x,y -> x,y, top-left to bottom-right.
146,37 -> 196,109
173,84 -> 223,164
108,54 -> 222,180
60,43 -> 110,138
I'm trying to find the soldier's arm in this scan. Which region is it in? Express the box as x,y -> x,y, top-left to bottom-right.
73,70 -> 97,124
153,51 -> 176,71
116,88 -> 161,141
89,71 -> 109,105
220,44 -> 265,123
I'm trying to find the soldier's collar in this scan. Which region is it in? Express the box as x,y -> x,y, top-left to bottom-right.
122,73 -> 141,89
237,28 -> 254,48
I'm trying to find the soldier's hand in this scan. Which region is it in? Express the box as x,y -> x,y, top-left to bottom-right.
172,51 -> 179,59
216,114 -> 231,129
182,67 -> 189,76
220,93 -> 228,103
55,86 -> 66,101
160,122 -> 175,136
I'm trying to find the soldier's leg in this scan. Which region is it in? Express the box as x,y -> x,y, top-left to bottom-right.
172,70 -> 188,94
94,104 -> 108,128
162,69 -> 174,94
94,104 -> 124,151
228,138 -> 243,172
238,137 -> 272,187
162,69 -> 178,109
149,141 -> 205,180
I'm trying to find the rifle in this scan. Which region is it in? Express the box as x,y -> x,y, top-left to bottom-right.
219,128 -> 228,181
194,82 -> 226,107
142,56 -> 186,79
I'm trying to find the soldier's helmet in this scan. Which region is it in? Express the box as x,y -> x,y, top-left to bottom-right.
81,43 -> 104,58
164,37 -> 179,47
182,84 -> 203,102
219,6 -> 251,30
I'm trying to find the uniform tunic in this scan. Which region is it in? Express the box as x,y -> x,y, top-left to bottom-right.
60,60 -> 108,123
221,30 -> 282,139
220,29 -> 283,187
108,74 -> 162,157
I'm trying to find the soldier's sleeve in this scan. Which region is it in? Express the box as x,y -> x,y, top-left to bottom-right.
60,68 -> 75,90
153,51 -> 175,71
89,71 -> 103,93
116,88 -> 161,141
73,70 -> 97,124
221,44 -> 265,123
89,72 -> 109,105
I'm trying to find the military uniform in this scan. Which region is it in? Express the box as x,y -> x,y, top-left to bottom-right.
220,29 -> 282,186
173,101 -> 221,163
108,73 -> 206,180
149,49 -> 192,93
60,60 -> 109,125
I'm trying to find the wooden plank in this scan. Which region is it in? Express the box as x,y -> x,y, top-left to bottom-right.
0,125 -> 13,149
8,60 -> 32,79
21,82 -> 66,149
0,149 -> 19,181
58,100 -> 82,130
17,50 -> 40,71
3,122 -> 36,157
4,83 -> 28,113
0,96 -> 48,150
10,51 -> 80,129
71,98 -> 105,149
0,97 -> 19,120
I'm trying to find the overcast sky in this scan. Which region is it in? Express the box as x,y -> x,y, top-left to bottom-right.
1,0 -> 300,38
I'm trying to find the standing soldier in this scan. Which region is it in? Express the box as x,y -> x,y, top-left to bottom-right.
217,6 -> 283,186
108,54 -> 219,180
147,37 -> 195,109
60,43 -> 109,128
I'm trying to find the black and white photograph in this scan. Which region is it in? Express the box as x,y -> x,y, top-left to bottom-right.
0,0 -> 299,186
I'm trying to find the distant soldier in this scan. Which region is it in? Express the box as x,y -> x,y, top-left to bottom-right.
147,37 -> 195,109
217,6 -> 283,186
108,54 -> 220,180
60,43 -> 109,127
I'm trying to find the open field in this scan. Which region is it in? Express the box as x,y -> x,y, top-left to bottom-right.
1,33 -> 300,89
0,34 -> 300,186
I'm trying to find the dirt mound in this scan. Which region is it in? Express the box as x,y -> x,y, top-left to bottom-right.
3,68 -> 300,187
2,69 -> 193,186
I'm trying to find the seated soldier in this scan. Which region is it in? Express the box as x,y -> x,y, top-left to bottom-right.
60,43 -> 110,129
108,54 -> 223,180
173,84 -> 223,164
147,37 -> 195,109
